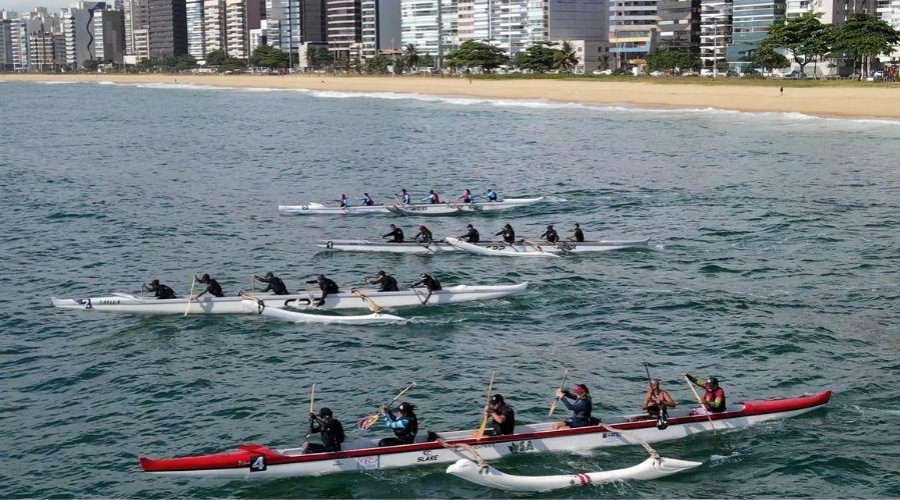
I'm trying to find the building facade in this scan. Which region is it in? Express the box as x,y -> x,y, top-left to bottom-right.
361,0 -> 401,58
147,0 -> 188,58
725,0 -> 784,70
124,0 -> 149,56
204,0 -> 225,54
656,0 -> 700,53
609,0 -> 659,67
186,0 -> 205,59
699,0 -> 731,71
225,0 -> 247,58
0,19 -> 13,70
327,0 -> 362,55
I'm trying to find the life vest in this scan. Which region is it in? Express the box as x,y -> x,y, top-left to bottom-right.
704,387 -> 726,412
493,405 -> 515,435
393,415 -> 418,443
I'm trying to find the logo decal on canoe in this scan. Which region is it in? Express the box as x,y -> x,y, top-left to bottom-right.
356,455 -> 379,470
249,455 -> 266,472
508,440 -> 534,454
416,450 -> 439,463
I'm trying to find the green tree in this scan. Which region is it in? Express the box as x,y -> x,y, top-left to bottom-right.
82,58 -> 99,71
250,44 -> 290,69
749,45 -> 790,73
444,40 -> 509,73
205,50 -> 227,66
419,54 -> 435,68
598,52 -> 610,71
552,41 -> 579,72
514,42 -> 557,73
832,13 -> 900,78
363,54 -> 391,74
646,49 -> 700,74
762,13 -> 831,77
306,46 -> 331,70
403,44 -> 419,70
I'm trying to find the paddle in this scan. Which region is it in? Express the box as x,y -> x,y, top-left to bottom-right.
300,383 -> 317,451
548,368 -> 569,416
357,382 -> 416,431
473,371 -> 496,439
643,363 -> 668,430
305,284 -> 319,308
351,288 -> 383,314
683,374 -> 717,436
409,285 -> 427,305
183,276 -> 196,317
523,239 -> 546,253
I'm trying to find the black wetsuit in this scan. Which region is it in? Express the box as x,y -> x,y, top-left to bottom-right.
541,228 -> 559,243
495,227 -> 516,244
573,228 -> 585,242
197,277 -> 224,297
378,414 -> 418,446
383,227 -> 405,243
412,275 -> 442,291
414,229 -> 433,244
306,417 -> 345,453
373,274 -> 399,292
307,278 -> 340,303
489,404 -> 516,436
461,227 -> 480,243
143,283 -> 176,299
257,275 -> 288,295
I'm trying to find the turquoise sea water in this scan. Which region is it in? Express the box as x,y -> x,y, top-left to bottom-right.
1,80 -> 899,498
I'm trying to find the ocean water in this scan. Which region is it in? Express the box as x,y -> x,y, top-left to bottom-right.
1,80 -> 899,498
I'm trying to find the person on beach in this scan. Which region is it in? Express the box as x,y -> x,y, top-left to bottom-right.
378,402 -> 418,446
421,190 -> 440,204
361,193 -> 375,206
383,224 -> 404,243
496,224 -> 516,244
305,407 -> 345,453
414,225 -> 433,244
457,188 -> 473,204
253,271 -> 289,295
552,384 -> 595,429
460,224 -> 480,243
193,274 -> 224,298
306,274 -> 339,306
642,379 -> 676,420
399,188 -> 412,205
568,223 -> 585,242
684,373 -> 727,413
410,273 -> 441,303
541,225 -> 559,243
485,394 -> 516,436
143,279 -> 176,299
366,270 -> 399,292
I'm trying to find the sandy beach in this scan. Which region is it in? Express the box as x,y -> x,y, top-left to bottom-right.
4,73 -> 900,119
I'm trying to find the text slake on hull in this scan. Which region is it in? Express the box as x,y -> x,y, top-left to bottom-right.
50,283 -> 528,314
277,197 -> 545,215
318,239 -> 652,255
139,391 -> 830,479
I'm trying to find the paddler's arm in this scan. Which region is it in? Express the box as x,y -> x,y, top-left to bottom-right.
684,373 -> 704,388
641,391 -> 654,410
661,390 -> 676,408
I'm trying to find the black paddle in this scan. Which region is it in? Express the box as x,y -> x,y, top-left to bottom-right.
643,362 -> 668,430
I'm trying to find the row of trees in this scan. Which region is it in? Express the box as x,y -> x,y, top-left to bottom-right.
442,40 -> 581,73
759,12 -> 900,77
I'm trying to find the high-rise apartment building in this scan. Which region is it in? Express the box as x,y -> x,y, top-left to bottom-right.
265,0 -> 297,56
92,7 -> 126,63
361,0 -> 401,58
225,0 -> 247,58
656,0 -> 700,53
186,0 -> 205,58
327,0 -> 362,55
124,0 -> 149,56
725,0 -> 783,70
302,0 -> 327,42
399,0 -> 458,58
0,19 -> 13,70
699,0 -> 731,71
204,0 -> 225,53
609,0 -> 658,67
148,0 -> 188,58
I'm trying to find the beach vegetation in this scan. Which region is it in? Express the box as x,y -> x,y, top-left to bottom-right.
204,50 -> 244,71
831,14 -> 900,78
748,46 -> 790,73
645,49 -> 701,74
762,13 -> 833,77
306,47 -> 332,71
552,41 -> 579,72
514,42 -> 558,73
444,41 -> 509,73
364,54 -> 392,74
249,44 -> 290,69
403,44 -> 420,71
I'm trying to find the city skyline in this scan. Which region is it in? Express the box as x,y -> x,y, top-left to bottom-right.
4,0 -> 71,13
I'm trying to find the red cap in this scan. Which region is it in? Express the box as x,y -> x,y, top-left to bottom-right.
572,385 -> 587,396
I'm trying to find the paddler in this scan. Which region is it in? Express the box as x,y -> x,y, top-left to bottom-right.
484,188 -> 499,202
399,188 -> 412,205
193,273 -> 224,298
684,373 -> 727,413
568,223 -> 585,242
541,224 -> 560,243
253,271 -> 289,295
143,279 -> 176,299
337,193 -> 349,208
642,379 -> 676,419
459,224 -> 480,243
305,407 -> 346,453
361,193 -> 375,206
366,270 -> 399,292
383,223 -> 405,243
410,272 -> 441,303
457,188 -> 473,204
414,225 -> 434,245
485,394 -> 516,436
377,402 -> 418,446
551,384 -> 595,429
421,190 -> 440,204
495,224 -> 516,244
305,274 -> 340,307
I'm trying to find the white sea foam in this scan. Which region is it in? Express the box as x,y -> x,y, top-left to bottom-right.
82,80 -> 900,128
35,80 -> 81,85
97,81 -> 115,85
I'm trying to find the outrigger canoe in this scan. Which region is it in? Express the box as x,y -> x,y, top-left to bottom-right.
51,283 -> 528,314
139,390 -> 830,479
318,239 -> 652,255
241,300 -> 406,324
278,197 -> 545,215
444,237 -> 651,257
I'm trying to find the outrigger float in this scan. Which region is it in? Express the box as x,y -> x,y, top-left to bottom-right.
51,283 -> 528,314
139,390 -> 830,479
317,238 -> 652,255
278,197 -> 545,215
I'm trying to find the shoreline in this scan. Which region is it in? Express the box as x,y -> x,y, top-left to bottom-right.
4,73 -> 900,120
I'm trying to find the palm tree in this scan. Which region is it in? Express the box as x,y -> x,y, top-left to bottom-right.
403,44 -> 419,71
552,41 -> 579,73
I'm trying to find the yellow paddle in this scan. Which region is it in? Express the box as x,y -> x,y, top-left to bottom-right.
683,374 -> 717,436
548,368 -> 569,416
352,288 -> 383,314
473,371 -> 496,439
309,383 -> 316,414
183,276 -> 196,317
357,382 -> 416,431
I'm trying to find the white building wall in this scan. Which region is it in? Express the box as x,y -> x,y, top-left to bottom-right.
186,0 -> 205,59
225,0 -> 247,58
203,0 -> 225,53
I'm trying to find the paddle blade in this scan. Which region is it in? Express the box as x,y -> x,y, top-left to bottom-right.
357,413 -> 379,431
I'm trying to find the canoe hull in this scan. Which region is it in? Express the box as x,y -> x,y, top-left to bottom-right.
443,237 -> 652,257
278,197 -> 545,215
139,391 -> 831,479
318,239 -> 651,255
51,283 -> 528,314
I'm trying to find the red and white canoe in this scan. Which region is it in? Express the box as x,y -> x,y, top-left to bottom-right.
139,390 -> 830,479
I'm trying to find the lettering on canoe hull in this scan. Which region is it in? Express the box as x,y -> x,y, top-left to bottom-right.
356,455 -> 379,470
508,440 -> 535,454
249,455 -> 267,472
77,298 -> 92,310
416,450 -> 439,463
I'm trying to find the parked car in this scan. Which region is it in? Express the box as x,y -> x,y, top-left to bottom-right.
592,69 -> 613,76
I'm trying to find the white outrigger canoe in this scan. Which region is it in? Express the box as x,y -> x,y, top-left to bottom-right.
241,300 -> 406,324
447,456 -> 702,492
50,283 -> 528,314
444,237 -> 651,257
318,238 -> 652,255
278,197 -> 545,215
139,391 -> 830,479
